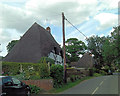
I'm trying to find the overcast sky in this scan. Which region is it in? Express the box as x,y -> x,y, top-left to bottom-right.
0,0 -> 119,56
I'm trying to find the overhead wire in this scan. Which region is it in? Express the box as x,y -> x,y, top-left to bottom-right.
64,16 -> 88,39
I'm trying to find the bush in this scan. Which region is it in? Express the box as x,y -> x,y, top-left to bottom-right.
29,85 -> 40,94
70,75 -> 77,82
50,65 -> 63,88
23,70 -> 41,80
99,70 -> 107,75
38,57 -> 55,65
93,73 -> 102,77
39,59 -> 50,78
92,67 -> 100,73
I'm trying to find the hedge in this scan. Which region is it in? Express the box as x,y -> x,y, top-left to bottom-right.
2,62 -> 64,87
2,61 -> 50,80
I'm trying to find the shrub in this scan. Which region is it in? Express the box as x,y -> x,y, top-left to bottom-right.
70,75 -> 76,82
93,73 -> 102,77
99,70 -> 107,75
24,70 -> 41,80
39,59 -> 50,78
29,85 -> 40,94
92,67 -> 100,73
38,57 -> 55,65
50,65 -> 63,88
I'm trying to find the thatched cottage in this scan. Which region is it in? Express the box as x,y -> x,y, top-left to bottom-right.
4,22 -> 63,64
70,53 -> 95,69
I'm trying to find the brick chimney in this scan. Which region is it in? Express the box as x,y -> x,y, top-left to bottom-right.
46,27 -> 51,33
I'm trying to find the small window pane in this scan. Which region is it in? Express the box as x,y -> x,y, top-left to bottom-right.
12,78 -> 21,86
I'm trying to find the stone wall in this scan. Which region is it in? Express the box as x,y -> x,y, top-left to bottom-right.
66,68 -> 90,77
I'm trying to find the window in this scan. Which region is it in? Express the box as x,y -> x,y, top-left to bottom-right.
60,50 -> 63,58
54,47 -> 57,54
3,77 -> 13,86
12,78 -> 21,86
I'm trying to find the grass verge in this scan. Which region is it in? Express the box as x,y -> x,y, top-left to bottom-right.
48,76 -> 95,94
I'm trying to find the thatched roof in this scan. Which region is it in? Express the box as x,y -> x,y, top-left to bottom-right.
70,53 -> 94,68
4,22 -> 63,63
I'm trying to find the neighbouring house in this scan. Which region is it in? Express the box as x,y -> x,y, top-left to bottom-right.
70,53 -> 95,69
4,22 -> 63,65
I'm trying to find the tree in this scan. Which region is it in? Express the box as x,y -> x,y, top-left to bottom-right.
86,35 -> 106,69
111,26 -> 120,59
101,36 -> 116,72
65,38 -> 87,62
7,40 -> 19,53
101,26 -> 120,72
86,26 -> 120,72
110,26 -> 120,71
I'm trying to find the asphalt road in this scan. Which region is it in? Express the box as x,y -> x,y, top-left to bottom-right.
61,75 -> 119,95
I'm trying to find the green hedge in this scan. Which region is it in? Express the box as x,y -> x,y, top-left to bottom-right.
2,61 -> 64,88
50,64 -> 64,88
2,62 -> 50,80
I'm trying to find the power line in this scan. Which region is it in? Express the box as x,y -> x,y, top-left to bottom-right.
64,17 -> 88,39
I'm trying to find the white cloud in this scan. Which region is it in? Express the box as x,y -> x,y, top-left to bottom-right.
0,0 -> 119,56
0,0 -> 27,3
98,0 -> 119,10
0,28 -> 22,56
94,13 -> 118,30
66,29 -> 87,44
0,3 -> 38,33
88,34 -> 96,38
25,0 -> 98,25
0,29 -> 11,44
1,0 -> 116,34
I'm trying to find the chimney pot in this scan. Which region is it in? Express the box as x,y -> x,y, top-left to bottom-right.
46,27 -> 51,33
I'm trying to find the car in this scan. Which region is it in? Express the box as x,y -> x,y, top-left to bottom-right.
0,76 -> 31,96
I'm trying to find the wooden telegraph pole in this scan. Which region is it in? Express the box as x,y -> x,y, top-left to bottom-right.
62,12 -> 67,83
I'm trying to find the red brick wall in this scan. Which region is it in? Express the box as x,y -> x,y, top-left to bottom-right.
22,79 -> 53,91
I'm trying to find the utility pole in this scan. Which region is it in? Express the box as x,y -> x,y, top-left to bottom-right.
62,12 -> 67,83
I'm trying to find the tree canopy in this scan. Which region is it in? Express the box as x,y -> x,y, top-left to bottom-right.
86,35 -> 106,68
65,38 -> 87,62
7,40 -> 19,53
87,26 -> 120,72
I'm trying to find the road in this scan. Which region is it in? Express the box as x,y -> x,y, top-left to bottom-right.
61,75 -> 119,95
